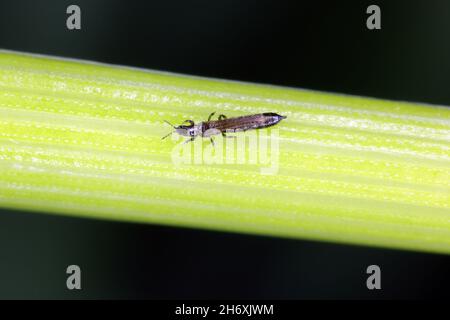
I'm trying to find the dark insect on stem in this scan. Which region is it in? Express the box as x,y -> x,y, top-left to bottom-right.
162,112 -> 287,145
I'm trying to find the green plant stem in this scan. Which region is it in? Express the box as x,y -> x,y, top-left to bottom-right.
0,50 -> 449,254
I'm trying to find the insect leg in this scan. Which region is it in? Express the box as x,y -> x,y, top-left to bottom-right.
208,112 -> 216,122
222,132 -> 236,139
218,114 -> 227,120
183,136 -> 196,144
182,120 -> 195,127
210,137 -> 215,147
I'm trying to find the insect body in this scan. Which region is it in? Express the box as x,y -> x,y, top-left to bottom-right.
163,112 -> 286,145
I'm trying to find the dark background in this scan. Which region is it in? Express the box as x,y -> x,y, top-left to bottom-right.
0,0 -> 449,299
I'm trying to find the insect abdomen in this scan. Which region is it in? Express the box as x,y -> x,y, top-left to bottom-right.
201,113 -> 286,136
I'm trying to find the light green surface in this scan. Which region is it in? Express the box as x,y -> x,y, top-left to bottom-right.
0,50 -> 449,254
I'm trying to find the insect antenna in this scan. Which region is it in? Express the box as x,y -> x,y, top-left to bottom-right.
163,120 -> 176,128
162,120 -> 177,140
161,131 -> 174,140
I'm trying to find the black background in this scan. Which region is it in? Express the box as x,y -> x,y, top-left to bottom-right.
0,0 -> 449,299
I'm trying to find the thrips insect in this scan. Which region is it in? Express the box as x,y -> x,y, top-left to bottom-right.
162,112 -> 287,145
